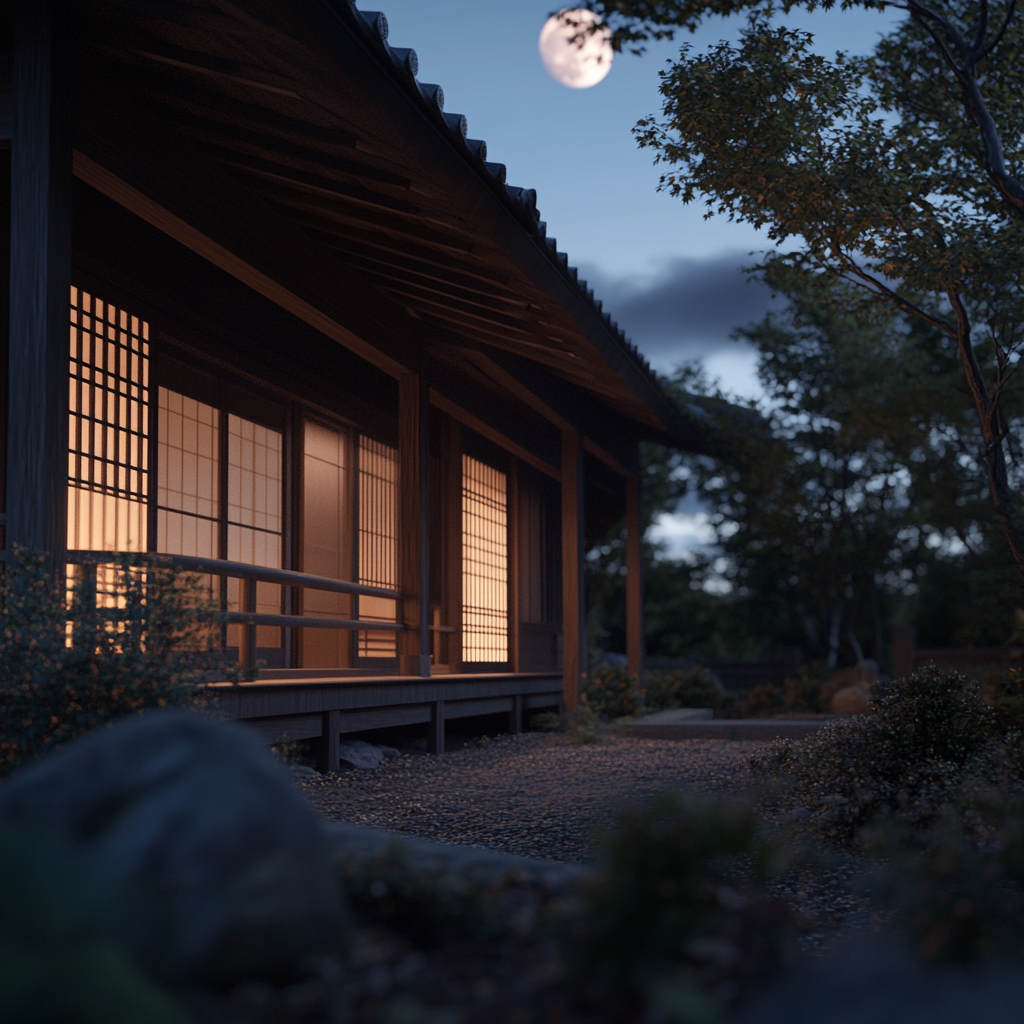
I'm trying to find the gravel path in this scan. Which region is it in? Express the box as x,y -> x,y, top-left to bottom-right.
295,729 -> 877,951
297,731 -> 760,862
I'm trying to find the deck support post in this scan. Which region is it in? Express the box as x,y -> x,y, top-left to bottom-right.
509,693 -> 523,735
7,1 -> 71,563
427,699 -> 445,754
317,709 -> 340,773
399,370 -> 430,676
626,472 -> 644,681
560,427 -> 585,713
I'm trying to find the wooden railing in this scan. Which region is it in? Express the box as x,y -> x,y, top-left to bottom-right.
66,550 -> 405,676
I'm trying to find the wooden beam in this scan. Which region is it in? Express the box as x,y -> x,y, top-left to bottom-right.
626,472 -> 644,680
7,2 -> 71,561
430,389 -> 559,482
509,458 -> 520,672
398,371 -> 430,676
561,427 -> 586,713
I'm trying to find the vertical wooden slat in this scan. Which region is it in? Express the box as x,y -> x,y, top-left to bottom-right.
626,471 -> 644,680
560,427 -> 585,712
243,576 -> 257,679
398,370 -> 429,676
444,416 -> 462,672
418,365 -> 431,671
7,1 -> 71,562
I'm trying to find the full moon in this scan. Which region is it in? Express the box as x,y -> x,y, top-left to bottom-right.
538,9 -> 613,89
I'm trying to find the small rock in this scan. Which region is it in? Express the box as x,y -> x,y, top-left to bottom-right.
338,739 -> 386,770
379,746 -> 402,759
832,684 -> 872,716
785,806 -> 812,822
290,764 -> 319,778
0,709 -> 346,984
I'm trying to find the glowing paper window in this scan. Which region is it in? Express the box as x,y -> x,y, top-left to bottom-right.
357,436 -> 398,658
462,454 -> 508,663
157,387 -> 219,558
227,414 -> 283,650
302,420 -> 352,667
67,288 -> 149,552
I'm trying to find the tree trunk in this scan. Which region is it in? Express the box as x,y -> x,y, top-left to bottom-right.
948,288 -> 1024,583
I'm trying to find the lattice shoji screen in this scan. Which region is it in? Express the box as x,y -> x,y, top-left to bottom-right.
357,436 -> 398,658
462,454 -> 508,663
68,288 -> 150,552
227,414 -> 284,650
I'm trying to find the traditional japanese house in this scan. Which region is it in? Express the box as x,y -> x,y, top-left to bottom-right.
1,1 -> 706,764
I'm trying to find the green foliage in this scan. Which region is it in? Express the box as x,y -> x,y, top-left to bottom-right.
643,665 -> 724,711
0,550 -> 219,776
750,668 -> 1003,839
572,790 -> 792,1020
0,825 -> 190,1024
584,663 -> 641,720
864,792 -> 1024,963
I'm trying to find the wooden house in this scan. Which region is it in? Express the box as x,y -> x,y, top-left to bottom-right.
1,1 -> 704,764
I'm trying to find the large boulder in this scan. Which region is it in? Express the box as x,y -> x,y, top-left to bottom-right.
0,709 -> 345,984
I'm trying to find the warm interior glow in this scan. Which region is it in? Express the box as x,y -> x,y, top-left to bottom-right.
302,419 -> 352,667
67,288 -> 149,552
357,436 -> 398,658
462,454 -> 508,663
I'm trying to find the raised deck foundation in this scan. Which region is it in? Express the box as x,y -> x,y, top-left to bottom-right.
211,672 -> 563,767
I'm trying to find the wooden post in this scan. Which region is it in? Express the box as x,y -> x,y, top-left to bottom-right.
316,709 -> 340,773
427,699 -> 445,754
444,416 -> 463,672
561,427 -> 585,713
7,1 -> 71,563
242,576 -> 257,679
509,693 -> 523,735
399,371 -> 430,676
625,472 -> 644,681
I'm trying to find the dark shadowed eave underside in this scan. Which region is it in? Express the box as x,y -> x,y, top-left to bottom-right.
75,0 -> 709,451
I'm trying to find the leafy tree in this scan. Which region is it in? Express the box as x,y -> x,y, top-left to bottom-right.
569,0 -> 1024,580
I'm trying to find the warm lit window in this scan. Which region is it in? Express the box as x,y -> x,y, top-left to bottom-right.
462,454 -> 508,663
357,436 -> 398,658
301,420 -> 352,667
67,289 -> 149,552
157,388 -> 219,558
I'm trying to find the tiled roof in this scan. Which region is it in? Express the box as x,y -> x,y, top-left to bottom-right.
342,1 -> 660,388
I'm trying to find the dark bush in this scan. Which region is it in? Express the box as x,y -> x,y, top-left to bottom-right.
0,550 -> 219,776
584,664 -> 640,720
749,667 -> 1001,840
572,790 -> 792,1018
742,682 -> 786,717
642,666 -> 724,711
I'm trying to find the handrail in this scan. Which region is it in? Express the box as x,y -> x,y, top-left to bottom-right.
66,550 -> 401,601
218,611 -> 404,632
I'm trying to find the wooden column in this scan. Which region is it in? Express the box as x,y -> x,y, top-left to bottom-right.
508,458 -> 520,672
316,709 -> 340,773
626,472 -> 644,680
7,1 -> 71,562
399,371 -> 430,676
561,427 -> 585,713
427,699 -> 445,755
444,416 -> 462,672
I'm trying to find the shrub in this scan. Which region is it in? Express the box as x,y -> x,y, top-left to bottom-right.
584,664 -> 640,720
742,683 -> 786,718
643,666 -> 724,711
571,790 -> 792,1019
0,550 -> 220,776
749,667 -> 1001,840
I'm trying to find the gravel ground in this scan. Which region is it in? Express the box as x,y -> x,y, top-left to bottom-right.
297,731 -> 760,862
295,730 -> 877,950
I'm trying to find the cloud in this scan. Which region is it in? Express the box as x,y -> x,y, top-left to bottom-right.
578,253 -> 780,375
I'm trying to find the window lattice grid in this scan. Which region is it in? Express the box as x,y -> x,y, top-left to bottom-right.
462,454 -> 508,663
357,435 -> 398,658
67,288 -> 150,552
157,387 -> 219,559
